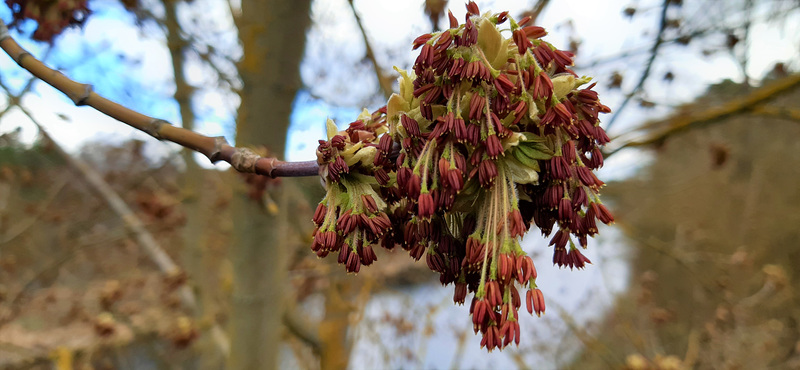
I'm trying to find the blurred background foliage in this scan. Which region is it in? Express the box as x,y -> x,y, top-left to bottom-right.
0,0 -> 799,369
573,77 -> 800,369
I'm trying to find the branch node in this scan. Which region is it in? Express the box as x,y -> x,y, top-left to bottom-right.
231,147 -> 260,173
14,52 -> 31,66
209,136 -> 228,162
0,21 -> 9,43
144,119 -> 169,140
71,84 -> 93,106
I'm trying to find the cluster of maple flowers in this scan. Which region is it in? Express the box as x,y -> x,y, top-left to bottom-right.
313,2 -> 613,352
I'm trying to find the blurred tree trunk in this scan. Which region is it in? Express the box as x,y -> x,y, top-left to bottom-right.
319,278 -> 371,370
228,0 -> 311,369
164,1 -> 225,365
164,0 -> 203,308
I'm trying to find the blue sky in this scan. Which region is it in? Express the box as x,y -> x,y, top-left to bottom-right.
2,0 -> 798,169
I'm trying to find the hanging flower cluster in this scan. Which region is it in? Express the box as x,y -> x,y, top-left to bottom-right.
313,2 -> 613,352
5,0 -> 91,41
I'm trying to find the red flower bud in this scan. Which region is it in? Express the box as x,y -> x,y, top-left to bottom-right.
469,93 -> 485,121
358,244 -> 377,266
448,10 -> 458,29
418,192 -> 435,219
454,282 -> 467,305
361,194 -> 378,214
485,280 -> 503,308
406,173 -> 422,200
346,249 -> 361,273
513,29 -> 532,55
313,203 -> 326,226
516,255 -> 537,283
478,159 -> 498,187
508,210 -> 527,238
497,253 -> 515,284
466,1 -> 480,16
412,33 -> 433,50
485,134 -> 503,158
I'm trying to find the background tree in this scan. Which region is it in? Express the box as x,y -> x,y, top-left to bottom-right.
0,0 -> 798,369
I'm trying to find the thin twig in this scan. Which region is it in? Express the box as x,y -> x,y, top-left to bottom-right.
0,20 -> 319,178
0,179 -> 66,245
605,73 -> 800,158
348,0 -> 393,99
522,0 -> 551,25
739,0 -> 754,86
9,101 -> 231,355
575,26 -> 723,70
549,299 -> 619,368
282,307 -> 322,354
0,48 -> 52,120
604,0 -> 671,131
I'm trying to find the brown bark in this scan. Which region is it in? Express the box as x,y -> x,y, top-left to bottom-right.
227,0 -> 312,369
318,279 -> 356,370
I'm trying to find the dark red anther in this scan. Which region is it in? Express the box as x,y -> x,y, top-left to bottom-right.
466,1 -> 480,16
412,33 -> 433,50
448,10 -> 458,29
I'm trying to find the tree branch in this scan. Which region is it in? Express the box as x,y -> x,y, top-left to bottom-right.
750,104 -> 800,122
605,73 -> 800,158
15,100 -> 232,355
0,20 -> 320,178
604,0 -> 670,131
348,0 -> 393,99
282,307 -> 322,354
521,0 -> 551,25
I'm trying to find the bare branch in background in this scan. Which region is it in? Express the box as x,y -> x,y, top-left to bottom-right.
579,2 -> 800,71
282,305 -> 322,354
0,20 -> 320,178
749,105 -> 800,122
5,97 -> 233,355
348,0 -> 393,99
0,48 -> 52,120
0,180 -> 66,246
191,46 -> 241,92
605,0 -> 671,131
519,0 -> 551,25
605,73 -> 800,158
738,0 -> 754,85
424,0 -> 448,31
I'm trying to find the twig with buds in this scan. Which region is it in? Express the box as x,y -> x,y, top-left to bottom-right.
0,20 -> 320,178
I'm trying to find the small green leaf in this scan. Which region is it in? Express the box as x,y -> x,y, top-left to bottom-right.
326,118 -> 338,140
520,132 -> 547,142
478,18 -> 503,66
394,66 -> 416,103
512,146 -> 542,170
551,73 -> 576,100
517,142 -> 553,161
490,38 -> 512,70
506,156 -> 539,184
387,93 -> 408,123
